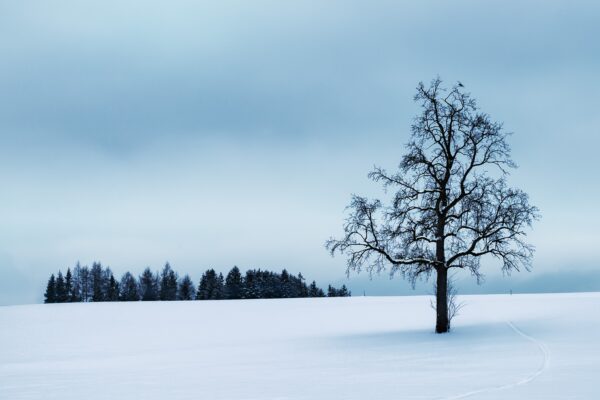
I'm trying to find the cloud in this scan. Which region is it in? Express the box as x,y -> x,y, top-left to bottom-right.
0,0 -> 599,304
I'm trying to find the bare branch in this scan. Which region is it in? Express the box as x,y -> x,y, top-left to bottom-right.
326,78 -> 539,333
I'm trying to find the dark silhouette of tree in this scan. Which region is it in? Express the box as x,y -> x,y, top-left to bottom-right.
337,284 -> 350,297
44,264 -> 330,303
196,269 -> 225,300
106,273 -> 120,301
177,274 -> 195,300
280,269 -> 291,298
91,262 -> 105,302
55,271 -> 68,303
308,281 -> 325,297
159,262 -> 178,301
214,273 -> 225,299
296,273 -> 309,297
338,285 -> 352,297
44,274 -> 57,303
225,266 -> 243,299
327,285 -> 338,297
101,267 -> 115,301
82,268 -> 92,302
64,268 -> 73,302
198,269 -> 211,299
139,267 -> 159,301
70,263 -> 83,302
242,269 -> 257,299
119,272 -> 140,301
327,78 -> 538,333
196,270 -> 209,300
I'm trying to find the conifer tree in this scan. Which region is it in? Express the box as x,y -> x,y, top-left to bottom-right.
326,284 -> 351,297
196,271 -> 208,300
91,262 -> 105,302
280,269 -> 291,298
196,269 -> 224,300
212,273 -> 225,300
159,262 -> 178,301
307,281 -> 325,297
327,285 -> 337,297
139,267 -> 159,301
177,274 -> 195,300
71,262 -> 83,302
119,272 -> 140,301
56,271 -> 68,303
242,270 -> 255,299
65,268 -> 73,302
297,273 -> 309,297
79,265 -> 91,302
106,273 -> 120,301
225,266 -> 243,299
44,274 -> 57,303
337,284 -> 350,297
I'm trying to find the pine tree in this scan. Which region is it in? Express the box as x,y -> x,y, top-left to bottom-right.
308,281 -> 325,297
196,269 -> 224,300
91,262 -> 105,302
326,284 -> 350,297
55,271 -> 68,303
280,269 -> 291,298
159,262 -> 178,301
338,284 -> 350,297
79,265 -> 91,302
177,274 -> 195,300
225,266 -> 243,299
212,273 -> 225,300
119,272 -> 139,301
101,267 -> 114,301
242,270 -> 257,299
327,285 -> 337,297
44,274 -> 57,303
196,271 -> 208,300
297,273 -> 308,297
65,268 -> 73,302
106,273 -> 120,301
139,267 -> 159,301
70,262 -> 83,302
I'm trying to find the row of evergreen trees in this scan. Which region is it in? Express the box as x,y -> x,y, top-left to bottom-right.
44,262 -> 350,303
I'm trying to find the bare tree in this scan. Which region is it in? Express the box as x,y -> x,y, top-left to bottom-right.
326,78 -> 539,333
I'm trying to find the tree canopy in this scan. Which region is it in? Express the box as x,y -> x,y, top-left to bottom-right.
327,78 -> 538,332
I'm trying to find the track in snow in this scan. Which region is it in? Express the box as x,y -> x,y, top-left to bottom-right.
439,321 -> 551,400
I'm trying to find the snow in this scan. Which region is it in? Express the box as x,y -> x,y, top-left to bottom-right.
1,292 -> 599,399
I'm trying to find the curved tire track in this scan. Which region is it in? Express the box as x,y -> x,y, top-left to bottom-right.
439,321 -> 550,400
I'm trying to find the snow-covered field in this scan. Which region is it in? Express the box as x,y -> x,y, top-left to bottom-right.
1,292 -> 599,399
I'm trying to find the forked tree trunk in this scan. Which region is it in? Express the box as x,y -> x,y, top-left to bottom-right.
435,267 -> 449,333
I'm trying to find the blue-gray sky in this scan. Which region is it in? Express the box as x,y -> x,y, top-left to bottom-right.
1,0 -> 599,304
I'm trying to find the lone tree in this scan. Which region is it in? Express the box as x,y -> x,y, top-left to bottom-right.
326,78 -> 539,333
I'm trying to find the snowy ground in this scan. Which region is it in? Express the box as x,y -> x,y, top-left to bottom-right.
1,292 -> 599,399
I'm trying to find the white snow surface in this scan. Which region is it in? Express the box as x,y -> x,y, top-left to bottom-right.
1,292 -> 599,399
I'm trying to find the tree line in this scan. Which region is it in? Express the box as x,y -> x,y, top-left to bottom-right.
43,262 -> 350,303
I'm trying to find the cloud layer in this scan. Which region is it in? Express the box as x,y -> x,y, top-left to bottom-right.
1,0 -> 599,304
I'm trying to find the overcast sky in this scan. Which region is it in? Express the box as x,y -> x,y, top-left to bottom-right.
1,0 -> 599,304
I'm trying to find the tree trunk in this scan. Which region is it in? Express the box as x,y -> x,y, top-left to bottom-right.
435,267 -> 449,333
435,207 -> 449,333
